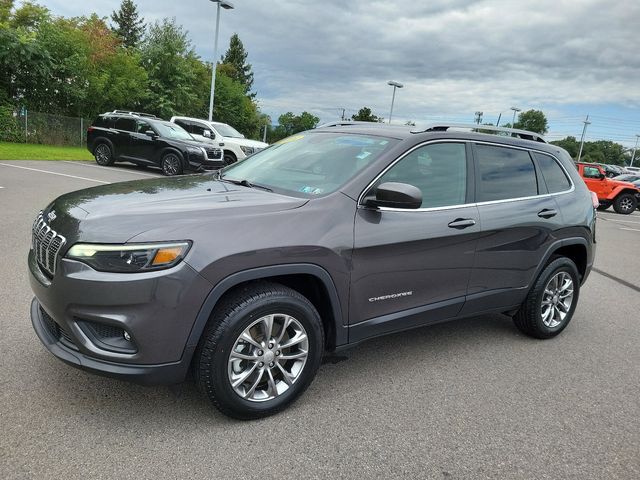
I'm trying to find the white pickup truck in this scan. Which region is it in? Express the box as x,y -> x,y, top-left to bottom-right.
170,116 -> 268,166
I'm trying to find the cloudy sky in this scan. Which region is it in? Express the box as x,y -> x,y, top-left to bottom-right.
37,0 -> 640,146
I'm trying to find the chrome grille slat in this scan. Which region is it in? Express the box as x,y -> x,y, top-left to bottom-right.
32,211 -> 66,276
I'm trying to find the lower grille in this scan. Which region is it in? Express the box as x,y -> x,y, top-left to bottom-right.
206,148 -> 222,159
39,307 -> 78,350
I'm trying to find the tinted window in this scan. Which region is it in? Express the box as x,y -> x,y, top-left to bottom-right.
476,145 -> 538,202
173,119 -> 191,133
192,122 -> 211,137
114,117 -> 136,132
533,152 -> 571,193
377,143 -> 467,208
93,116 -> 114,128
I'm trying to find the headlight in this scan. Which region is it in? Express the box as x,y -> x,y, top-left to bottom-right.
240,145 -> 254,155
66,242 -> 191,273
187,146 -> 205,156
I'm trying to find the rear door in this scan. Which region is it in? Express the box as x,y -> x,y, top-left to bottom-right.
462,143 -> 564,314
113,117 -> 137,159
350,141 -> 480,341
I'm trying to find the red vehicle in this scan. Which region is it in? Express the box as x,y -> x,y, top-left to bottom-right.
576,162 -> 640,214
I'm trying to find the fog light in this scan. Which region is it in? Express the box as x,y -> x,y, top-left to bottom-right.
123,331 -> 131,342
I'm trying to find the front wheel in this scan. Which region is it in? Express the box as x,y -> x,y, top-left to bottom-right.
513,257 -> 580,339
613,193 -> 637,214
223,151 -> 237,166
161,153 -> 183,176
194,282 -> 324,419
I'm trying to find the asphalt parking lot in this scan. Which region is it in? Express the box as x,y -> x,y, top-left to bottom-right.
1,160 -> 639,479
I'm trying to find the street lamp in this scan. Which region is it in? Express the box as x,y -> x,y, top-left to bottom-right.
510,106 -> 521,127
387,80 -> 403,124
208,0 -> 235,122
631,134 -> 640,167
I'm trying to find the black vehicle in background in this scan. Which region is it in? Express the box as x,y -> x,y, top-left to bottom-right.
86,111 -> 223,175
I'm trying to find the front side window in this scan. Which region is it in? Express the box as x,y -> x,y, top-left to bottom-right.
583,166 -> 602,178
136,121 -> 151,134
476,144 -> 538,202
153,122 -> 194,141
222,133 -> 398,197
375,142 -> 467,208
533,152 -> 571,193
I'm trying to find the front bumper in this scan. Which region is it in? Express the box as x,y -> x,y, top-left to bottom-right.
188,149 -> 223,170
28,250 -> 212,384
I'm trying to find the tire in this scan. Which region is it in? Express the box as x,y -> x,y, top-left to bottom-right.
161,152 -> 183,176
596,202 -> 610,211
223,151 -> 237,166
194,282 -> 324,420
513,257 -> 580,339
94,143 -> 114,166
612,193 -> 637,214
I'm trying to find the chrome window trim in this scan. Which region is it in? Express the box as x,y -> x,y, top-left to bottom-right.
357,139 -> 575,213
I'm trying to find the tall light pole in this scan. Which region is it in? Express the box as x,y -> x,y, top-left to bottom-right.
387,80 -> 403,124
577,115 -> 591,162
208,0 -> 235,122
510,106 -> 521,127
630,134 -> 640,167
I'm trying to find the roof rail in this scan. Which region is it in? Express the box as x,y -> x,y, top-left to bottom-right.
316,120 -> 382,128
110,110 -> 160,119
413,123 -> 546,143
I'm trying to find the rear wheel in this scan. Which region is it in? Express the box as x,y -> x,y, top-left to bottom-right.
194,282 -> 324,419
596,202 -> 610,211
161,153 -> 183,176
513,257 -> 580,339
94,143 -> 114,166
613,193 -> 637,214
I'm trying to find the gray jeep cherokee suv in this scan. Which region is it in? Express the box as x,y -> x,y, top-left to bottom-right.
29,123 -> 596,419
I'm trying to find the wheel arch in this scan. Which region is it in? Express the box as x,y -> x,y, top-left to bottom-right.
533,238 -> 590,287
184,264 -> 347,360
607,187 -> 638,200
159,147 -> 186,168
92,137 -> 115,156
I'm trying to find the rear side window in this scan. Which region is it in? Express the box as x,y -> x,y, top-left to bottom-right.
114,117 -> 136,132
174,119 -> 191,133
191,122 -> 209,136
475,144 -> 538,202
533,152 -> 571,193
93,116 -> 114,128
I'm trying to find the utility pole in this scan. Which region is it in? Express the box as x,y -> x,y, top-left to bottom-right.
474,111 -> 483,125
630,134 -> 640,167
339,108 -> 346,121
496,113 -> 502,127
577,115 -> 591,162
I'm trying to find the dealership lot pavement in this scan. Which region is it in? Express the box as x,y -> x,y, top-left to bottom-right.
1,161 -> 639,479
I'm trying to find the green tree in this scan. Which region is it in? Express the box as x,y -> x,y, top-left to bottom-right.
352,107 -> 382,122
514,109 -> 548,134
550,136 -> 579,159
0,0 -> 13,25
268,111 -> 319,142
111,0 -> 144,48
140,18 -> 201,118
220,33 -> 254,96
10,0 -> 48,29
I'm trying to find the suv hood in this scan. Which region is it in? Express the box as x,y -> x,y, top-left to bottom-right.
44,174 -> 307,245
223,137 -> 269,149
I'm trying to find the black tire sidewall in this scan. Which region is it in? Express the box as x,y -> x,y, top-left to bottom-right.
206,293 -> 323,418
223,152 -> 237,166
531,258 -> 580,337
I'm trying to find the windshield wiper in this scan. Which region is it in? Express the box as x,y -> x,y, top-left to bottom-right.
218,175 -> 273,192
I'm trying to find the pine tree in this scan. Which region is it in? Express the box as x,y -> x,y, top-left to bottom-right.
111,0 -> 144,49
220,33 -> 254,97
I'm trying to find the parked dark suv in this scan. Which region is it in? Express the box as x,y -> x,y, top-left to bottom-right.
87,111 -> 223,175
30,123 -> 595,419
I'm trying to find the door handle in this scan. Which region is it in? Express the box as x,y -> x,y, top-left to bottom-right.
538,208 -> 557,219
448,218 -> 476,229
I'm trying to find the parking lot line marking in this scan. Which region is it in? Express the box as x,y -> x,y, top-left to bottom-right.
620,227 -> 640,232
62,161 -> 160,178
0,163 -> 110,184
592,268 -> 640,293
598,217 -> 640,225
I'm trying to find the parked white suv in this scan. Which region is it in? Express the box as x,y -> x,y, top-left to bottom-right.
170,116 -> 268,166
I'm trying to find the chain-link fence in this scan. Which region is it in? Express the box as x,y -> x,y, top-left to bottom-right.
0,108 -> 92,147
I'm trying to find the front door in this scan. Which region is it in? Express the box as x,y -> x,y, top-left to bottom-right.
349,141 -> 480,342
128,120 -> 158,165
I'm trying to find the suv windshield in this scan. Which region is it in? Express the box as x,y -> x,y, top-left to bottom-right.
214,123 -> 244,138
154,121 -> 194,141
221,132 -> 398,197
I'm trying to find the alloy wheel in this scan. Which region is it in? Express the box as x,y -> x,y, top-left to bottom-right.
540,271 -> 574,328
620,197 -> 634,213
227,314 -> 309,402
163,154 -> 180,175
95,144 -> 110,165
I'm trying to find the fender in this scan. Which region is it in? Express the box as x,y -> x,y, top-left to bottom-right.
605,186 -> 638,201
182,263 -> 348,359
159,147 -> 186,169
530,236 -> 590,287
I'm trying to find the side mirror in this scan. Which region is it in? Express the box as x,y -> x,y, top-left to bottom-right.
145,130 -> 157,138
203,130 -> 213,138
364,182 -> 422,209
598,173 -> 606,180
